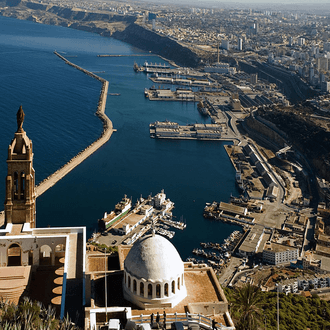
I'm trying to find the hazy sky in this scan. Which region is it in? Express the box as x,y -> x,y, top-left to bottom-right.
144,0 -> 330,13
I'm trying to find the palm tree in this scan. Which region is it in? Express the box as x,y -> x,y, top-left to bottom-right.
230,283 -> 263,330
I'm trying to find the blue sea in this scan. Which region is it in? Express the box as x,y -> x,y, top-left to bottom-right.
0,16 -> 240,259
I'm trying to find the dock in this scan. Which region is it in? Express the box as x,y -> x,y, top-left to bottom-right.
134,63 -> 205,78
145,87 -> 198,102
93,190 -> 184,247
150,121 -> 223,140
98,54 -> 155,57
149,76 -> 213,88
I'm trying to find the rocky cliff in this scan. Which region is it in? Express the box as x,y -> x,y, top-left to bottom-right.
112,23 -> 199,67
255,106 -> 330,182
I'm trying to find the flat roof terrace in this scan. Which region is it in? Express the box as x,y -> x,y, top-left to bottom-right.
265,242 -> 298,253
92,265 -> 229,327
114,247 -> 231,325
113,212 -> 146,231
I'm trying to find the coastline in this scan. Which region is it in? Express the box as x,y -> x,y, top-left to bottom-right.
0,1 -> 201,68
35,52 -> 114,197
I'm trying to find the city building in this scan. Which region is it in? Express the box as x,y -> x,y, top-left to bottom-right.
221,40 -> 230,50
238,224 -> 265,257
321,81 -> 330,93
250,73 -> 258,84
238,38 -> 243,51
204,63 -> 236,75
262,242 -> 299,265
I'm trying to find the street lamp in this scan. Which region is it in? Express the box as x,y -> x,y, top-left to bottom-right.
105,248 -> 107,324
276,284 -> 279,330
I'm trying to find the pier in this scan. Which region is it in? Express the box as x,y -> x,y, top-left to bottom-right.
149,76 -> 213,88
35,52 -> 115,197
145,87 -> 200,102
150,121 -> 223,140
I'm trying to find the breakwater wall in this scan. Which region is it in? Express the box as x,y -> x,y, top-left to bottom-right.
35,51 -> 114,197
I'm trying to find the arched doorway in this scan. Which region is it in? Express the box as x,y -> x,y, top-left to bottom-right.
7,243 -> 21,266
40,245 -> 52,265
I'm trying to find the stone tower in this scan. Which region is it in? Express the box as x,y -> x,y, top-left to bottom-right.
4,106 -> 36,228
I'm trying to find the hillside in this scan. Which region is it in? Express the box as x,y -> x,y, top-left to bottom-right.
0,0 -> 201,67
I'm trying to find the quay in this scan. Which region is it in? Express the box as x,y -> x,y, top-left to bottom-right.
134,63 -> 205,78
204,201 -> 256,227
149,76 -> 214,88
97,54 -> 155,57
150,120 -> 223,140
145,87 -> 199,102
93,191 -> 188,247
35,52 -> 115,197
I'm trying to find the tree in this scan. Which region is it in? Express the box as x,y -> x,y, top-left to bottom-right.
0,297 -> 79,330
230,283 -> 263,330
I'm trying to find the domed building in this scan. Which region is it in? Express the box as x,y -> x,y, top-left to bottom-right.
123,232 -> 187,309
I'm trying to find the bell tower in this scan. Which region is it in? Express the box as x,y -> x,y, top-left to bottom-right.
4,106 -> 36,228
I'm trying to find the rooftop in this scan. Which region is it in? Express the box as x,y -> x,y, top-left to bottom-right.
92,264 -> 228,326
264,242 -> 298,253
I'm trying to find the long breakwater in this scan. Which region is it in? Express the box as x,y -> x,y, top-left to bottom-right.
35,51 -> 114,197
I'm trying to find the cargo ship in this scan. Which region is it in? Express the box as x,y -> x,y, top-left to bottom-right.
98,195 -> 132,231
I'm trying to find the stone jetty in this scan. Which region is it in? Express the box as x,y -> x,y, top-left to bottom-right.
35,52 -> 114,197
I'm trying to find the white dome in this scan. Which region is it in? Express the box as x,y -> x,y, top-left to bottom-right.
124,234 -> 184,282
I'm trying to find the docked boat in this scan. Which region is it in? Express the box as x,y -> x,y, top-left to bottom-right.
133,62 -> 139,72
197,101 -> 208,116
143,61 -> 170,69
98,195 -> 132,231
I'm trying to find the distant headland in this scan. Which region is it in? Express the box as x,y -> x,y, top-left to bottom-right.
0,0 -> 204,68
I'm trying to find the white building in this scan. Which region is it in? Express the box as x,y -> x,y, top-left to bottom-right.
123,233 -> 187,309
238,38 -> 243,51
263,242 -> 299,265
204,63 -> 236,75
278,280 -> 298,294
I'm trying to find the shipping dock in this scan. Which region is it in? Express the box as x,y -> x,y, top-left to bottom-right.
150,120 -> 223,140
134,62 -> 205,78
93,190 -> 187,246
145,87 -> 198,101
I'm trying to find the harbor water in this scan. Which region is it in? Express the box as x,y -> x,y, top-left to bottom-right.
0,16 -> 240,259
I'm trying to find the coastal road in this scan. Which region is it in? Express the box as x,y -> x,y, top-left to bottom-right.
218,256 -> 242,286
